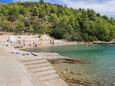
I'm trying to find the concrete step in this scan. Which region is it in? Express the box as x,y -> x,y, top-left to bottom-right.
23,60 -> 47,66
35,70 -> 56,77
20,58 -> 45,62
33,53 -> 59,56
40,73 -> 59,81
27,63 -> 51,69
30,66 -> 53,73
44,57 -> 58,60
19,56 -> 68,86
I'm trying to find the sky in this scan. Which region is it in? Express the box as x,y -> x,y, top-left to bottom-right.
0,0 -> 114,17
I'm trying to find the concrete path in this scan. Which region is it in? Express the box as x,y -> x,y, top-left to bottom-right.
0,48 -> 45,86
0,47 -> 68,86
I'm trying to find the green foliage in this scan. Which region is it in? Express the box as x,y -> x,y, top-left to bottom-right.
0,2 -> 114,41
15,20 -> 25,33
1,19 -> 11,31
50,27 -> 66,39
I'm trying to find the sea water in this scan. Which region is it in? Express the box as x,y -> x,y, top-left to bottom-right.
28,44 -> 115,86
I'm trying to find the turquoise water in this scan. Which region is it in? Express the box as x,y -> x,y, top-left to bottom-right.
28,44 -> 115,86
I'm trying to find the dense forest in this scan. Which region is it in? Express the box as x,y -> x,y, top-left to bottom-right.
0,1 -> 115,41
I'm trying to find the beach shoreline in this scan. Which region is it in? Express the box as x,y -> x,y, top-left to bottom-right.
0,34 -> 115,86
51,63 -> 92,86
0,34 -> 86,86
0,34 -> 114,50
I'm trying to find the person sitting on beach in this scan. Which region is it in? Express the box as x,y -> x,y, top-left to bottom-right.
18,40 -> 21,45
28,43 -> 32,48
50,38 -> 55,45
22,40 -> 26,46
37,41 -> 40,48
33,41 -> 37,48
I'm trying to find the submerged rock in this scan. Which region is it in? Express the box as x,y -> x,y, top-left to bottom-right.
49,58 -> 88,64
61,68 -> 91,86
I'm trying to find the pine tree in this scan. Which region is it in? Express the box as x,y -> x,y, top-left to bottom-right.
40,0 -> 44,3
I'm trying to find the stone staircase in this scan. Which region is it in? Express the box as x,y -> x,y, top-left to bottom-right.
19,57 -> 68,86
32,52 -> 68,60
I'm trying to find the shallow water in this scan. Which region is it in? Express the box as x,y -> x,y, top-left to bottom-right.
27,44 -> 115,86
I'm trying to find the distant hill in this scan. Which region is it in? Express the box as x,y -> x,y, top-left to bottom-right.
0,2 -> 115,41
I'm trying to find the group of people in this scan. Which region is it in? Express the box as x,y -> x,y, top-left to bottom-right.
7,35 -> 55,48
16,40 -> 41,48
15,39 -> 55,48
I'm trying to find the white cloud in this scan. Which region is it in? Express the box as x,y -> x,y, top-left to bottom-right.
62,0 -> 115,16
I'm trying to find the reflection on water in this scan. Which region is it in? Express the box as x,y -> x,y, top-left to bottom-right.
27,44 -> 115,86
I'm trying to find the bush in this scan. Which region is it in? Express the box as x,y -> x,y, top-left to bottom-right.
50,28 -> 65,39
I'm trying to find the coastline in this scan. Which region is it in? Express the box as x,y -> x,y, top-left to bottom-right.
51,63 -> 92,86
0,35 -> 70,86
0,34 -> 98,50
0,34 -> 114,50
0,34 -> 89,86
0,35 -> 115,86
0,34 -> 91,86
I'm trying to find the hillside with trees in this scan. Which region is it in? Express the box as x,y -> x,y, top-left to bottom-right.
0,1 -> 115,41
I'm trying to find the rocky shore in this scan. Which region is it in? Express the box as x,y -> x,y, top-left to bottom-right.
47,57 -> 92,86
60,68 -> 91,86
49,58 -> 88,64
50,60 -> 92,86
1,34 -> 113,86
